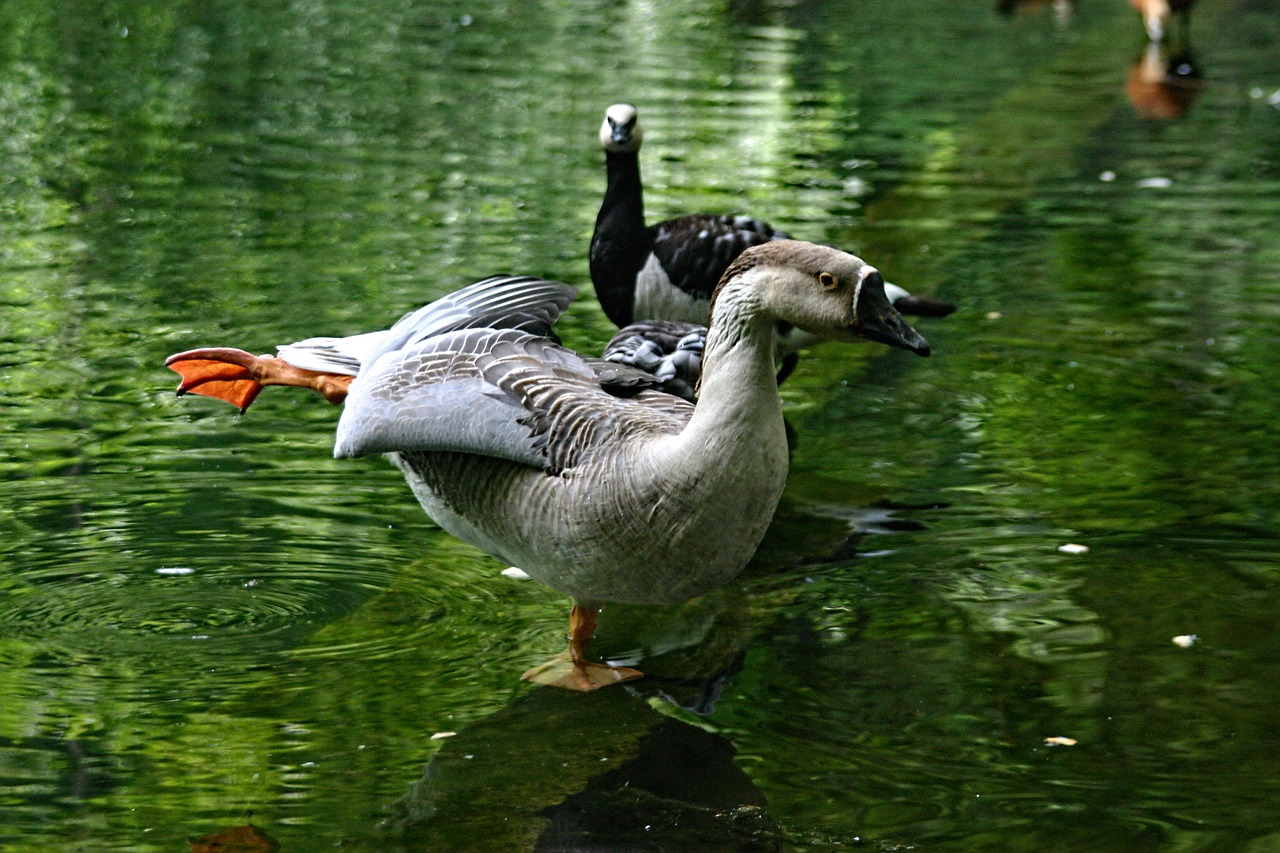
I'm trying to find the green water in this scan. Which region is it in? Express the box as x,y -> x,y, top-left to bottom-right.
2,0 -> 1279,849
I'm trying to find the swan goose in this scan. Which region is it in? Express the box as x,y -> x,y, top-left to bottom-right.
166,242 -> 929,689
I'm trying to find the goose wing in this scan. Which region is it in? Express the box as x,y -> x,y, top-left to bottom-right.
277,275 -> 576,375
602,320 -> 705,403
650,214 -> 788,299
334,329 -> 692,474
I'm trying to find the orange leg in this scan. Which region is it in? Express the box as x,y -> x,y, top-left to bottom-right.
165,348 -> 353,413
522,602 -> 643,691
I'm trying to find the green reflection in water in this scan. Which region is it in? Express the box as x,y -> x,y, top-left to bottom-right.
1,0 -> 1279,850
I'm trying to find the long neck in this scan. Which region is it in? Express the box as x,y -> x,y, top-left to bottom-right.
597,150 -> 645,234
590,150 -> 651,326
680,278 -> 787,452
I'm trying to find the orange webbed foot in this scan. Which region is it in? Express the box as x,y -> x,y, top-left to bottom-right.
166,348 -> 271,413
520,602 -> 643,691
166,348 -> 354,413
521,654 -> 644,692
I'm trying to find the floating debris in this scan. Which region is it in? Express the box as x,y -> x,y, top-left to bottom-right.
156,566 -> 195,575
1044,736 -> 1078,747
430,731 -> 458,740
1137,176 -> 1173,189
1099,170 -> 1117,182
501,566 -> 530,580
1172,634 -> 1198,648
1058,543 -> 1090,554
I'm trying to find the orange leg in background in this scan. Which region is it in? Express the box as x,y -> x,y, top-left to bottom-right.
522,603 -> 643,691
165,348 -> 353,413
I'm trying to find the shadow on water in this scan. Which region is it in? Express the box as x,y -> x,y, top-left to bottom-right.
383,688 -> 781,852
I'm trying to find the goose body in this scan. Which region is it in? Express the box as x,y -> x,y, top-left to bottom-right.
589,103 -> 954,374
166,241 -> 929,686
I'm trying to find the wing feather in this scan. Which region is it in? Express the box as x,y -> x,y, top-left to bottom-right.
334,328 -> 691,473
277,275 -> 575,376
651,214 -> 787,299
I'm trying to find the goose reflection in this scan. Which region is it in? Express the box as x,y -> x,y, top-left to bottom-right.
1126,40 -> 1203,119
381,647 -> 781,850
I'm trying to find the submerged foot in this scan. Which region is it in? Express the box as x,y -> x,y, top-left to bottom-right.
521,652 -> 643,692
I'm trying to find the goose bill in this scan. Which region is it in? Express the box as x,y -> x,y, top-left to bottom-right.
853,286 -> 931,356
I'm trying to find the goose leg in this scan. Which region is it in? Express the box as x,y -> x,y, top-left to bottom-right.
521,603 -> 643,691
165,348 -> 353,413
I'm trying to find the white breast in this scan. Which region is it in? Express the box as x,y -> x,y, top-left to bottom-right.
633,253 -> 710,325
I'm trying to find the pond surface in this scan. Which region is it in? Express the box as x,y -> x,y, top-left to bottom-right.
2,0 -> 1279,850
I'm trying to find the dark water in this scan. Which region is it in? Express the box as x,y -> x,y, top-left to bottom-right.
2,0 -> 1279,849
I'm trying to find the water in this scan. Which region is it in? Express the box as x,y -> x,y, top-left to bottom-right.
2,0 -> 1279,849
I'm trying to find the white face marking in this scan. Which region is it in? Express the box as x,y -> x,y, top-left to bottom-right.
600,103 -> 642,153
634,253 -> 709,324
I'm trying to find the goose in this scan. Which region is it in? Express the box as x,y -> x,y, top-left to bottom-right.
602,319 -> 705,403
589,103 -> 952,381
165,241 -> 930,690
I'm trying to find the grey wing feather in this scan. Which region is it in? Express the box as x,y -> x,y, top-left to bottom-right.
335,328 -> 691,473
277,275 -> 576,376
334,328 -> 550,465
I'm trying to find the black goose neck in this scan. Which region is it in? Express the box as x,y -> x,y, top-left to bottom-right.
600,150 -> 644,227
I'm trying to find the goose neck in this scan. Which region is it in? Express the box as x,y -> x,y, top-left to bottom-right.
689,281 -> 780,425
600,150 -> 644,229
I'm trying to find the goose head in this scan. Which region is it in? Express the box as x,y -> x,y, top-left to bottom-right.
715,240 -> 931,356
600,103 -> 642,153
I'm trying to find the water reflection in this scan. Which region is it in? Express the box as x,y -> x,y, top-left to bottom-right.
384,687 -> 781,851
3,0 -> 1280,848
1126,39 -> 1203,119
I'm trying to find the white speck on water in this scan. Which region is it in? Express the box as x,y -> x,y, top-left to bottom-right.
501,567 -> 530,580
431,731 -> 458,740
1099,170 -> 1116,182
1172,634 -> 1198,648
156,567 -> 194,575
843,176 -> 870,197
1138,176 -> 1173,189
1058,543 -> 1090,554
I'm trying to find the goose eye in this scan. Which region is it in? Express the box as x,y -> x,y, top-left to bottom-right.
818,272 -> 838,289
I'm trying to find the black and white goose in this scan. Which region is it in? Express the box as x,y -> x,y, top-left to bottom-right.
165,242 -> 929,690
590,103 -> 953,380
